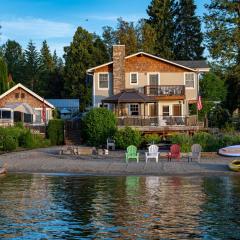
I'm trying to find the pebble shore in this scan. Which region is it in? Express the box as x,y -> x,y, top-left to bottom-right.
0,146 -> 239,176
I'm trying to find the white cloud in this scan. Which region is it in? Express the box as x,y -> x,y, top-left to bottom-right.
0,17 -> 76,39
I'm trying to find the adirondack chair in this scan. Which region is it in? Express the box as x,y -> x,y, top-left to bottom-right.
107,138 -> 115,150
145,144 -> 160,163
188,144 -> 202,162
125,145 -> 139,163
167,144 -> 181,161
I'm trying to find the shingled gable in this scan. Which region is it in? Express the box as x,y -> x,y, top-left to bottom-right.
0,83 -> 55,109
87,51 -> 197,73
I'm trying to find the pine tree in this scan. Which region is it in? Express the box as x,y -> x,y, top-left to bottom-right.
24,40 -> 40,91
204,0 -> 240,66
173,0 -> 204,60
1,40 -> 25,84
147,0 -> 175,59
63,27 -> 96,111
92,35 -> 109,65
102,26 -> 116,60
0,57 -> 8,94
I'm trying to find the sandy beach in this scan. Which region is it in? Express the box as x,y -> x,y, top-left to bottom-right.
0,146 -> 239,176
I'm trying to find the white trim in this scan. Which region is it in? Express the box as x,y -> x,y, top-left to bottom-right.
184,72 -> 195,89
93,74 -> 96,107
0,83 -> 55,109
162,105 -> 170,116
98,72 -> 109,90
86,51 -> 197,73
129,72 -> 138,85
147,72 -> 160,85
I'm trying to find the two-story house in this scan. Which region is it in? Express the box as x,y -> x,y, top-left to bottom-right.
87,45 -> 209,133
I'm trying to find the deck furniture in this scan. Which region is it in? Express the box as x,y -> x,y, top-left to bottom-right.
188,144 -> 202,162
145,144 -> 160,163
125,145 -> 139,163
107,138 -> 115,150
167,144 -> 181,161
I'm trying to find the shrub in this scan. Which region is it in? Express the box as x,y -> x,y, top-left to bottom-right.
169,134 -> 192,152
143,134 -> 161,145
3,135 -> 17,151
82,108 -> 117,147
114,126 -> 142,149
192,132 -> 215,151
47,119 -> 64,145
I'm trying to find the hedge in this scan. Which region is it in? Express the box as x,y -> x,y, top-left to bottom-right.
47,119 -> 64,145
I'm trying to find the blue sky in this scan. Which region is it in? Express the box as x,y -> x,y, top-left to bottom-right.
0,0 -> 210,57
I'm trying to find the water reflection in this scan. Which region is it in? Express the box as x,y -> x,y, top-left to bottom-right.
0,174 -> 239,239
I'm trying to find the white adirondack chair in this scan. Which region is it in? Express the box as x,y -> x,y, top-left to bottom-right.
145,144 -> 160,163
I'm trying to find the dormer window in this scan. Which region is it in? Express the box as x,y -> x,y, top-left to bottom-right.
130,72 -> 138,85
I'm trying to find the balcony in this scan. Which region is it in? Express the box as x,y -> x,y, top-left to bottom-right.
142,85 -> 185,99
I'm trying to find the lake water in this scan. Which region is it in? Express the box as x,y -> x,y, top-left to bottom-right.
0,174 -> 240,239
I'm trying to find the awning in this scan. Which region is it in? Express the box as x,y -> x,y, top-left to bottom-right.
102,89 -> 157,104
3,103 -> 35,115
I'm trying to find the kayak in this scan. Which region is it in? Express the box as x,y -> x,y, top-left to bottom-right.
229,160 -> 240,172
219,145 -> 240,157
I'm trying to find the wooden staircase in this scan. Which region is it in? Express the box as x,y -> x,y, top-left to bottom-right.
64,120 -> 82,145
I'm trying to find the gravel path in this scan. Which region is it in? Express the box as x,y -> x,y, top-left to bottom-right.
0,146 -> 239,176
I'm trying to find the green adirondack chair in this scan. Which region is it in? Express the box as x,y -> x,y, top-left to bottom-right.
125,145 -> 139,163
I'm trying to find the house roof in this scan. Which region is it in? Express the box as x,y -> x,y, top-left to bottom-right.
172,60 -> 209,71
87,52 -> 198,73
87,52 -> 204,73
102,89 -> 157,103
47,99 -> 79,109
0,83 -> 55,109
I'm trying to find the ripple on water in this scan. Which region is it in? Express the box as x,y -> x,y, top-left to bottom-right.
0,174 -> 240,239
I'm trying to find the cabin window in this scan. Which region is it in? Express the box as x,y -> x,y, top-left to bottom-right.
129,104 -> 139,116
35,109 -> 42,123
149,74 -> 159,85
130,73 -> 138,85
99,73 -> 109,89
1,110 -> 11,119
21,93 -> 25,98
15,93 -> 19,99
162,106 -> 170,116
185,73 -> 195,88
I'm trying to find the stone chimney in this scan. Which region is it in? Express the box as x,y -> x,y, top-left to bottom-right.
113,45 -> 125,94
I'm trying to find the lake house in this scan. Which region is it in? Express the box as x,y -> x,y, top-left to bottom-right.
87,45 -> 210,134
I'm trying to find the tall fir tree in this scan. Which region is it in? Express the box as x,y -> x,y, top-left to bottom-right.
204,0 -> 240,66
147,0 -> 175,59
24,40 -> 40,92
102,26 -> 116,60
1,40 -> 25,84
0,57 -> 8,94
63,27 -> 96,111
92,35 -> 109,65
173,0 -> 204,60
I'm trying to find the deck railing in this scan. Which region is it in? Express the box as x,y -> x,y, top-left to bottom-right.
117,115 -> 198,127
142,85 -> 185,96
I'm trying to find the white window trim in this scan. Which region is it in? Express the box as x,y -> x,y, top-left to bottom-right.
184,72 -> 195,89
162,105 -> 170,116
147,72 -> 160,85
98,72 -> 109,90
130,72 -> 138,85
128,103 -> 139,116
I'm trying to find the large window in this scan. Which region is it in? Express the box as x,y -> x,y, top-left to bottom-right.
129,104 -> 139,116
99,73 -> 109,89
35,109 -> 42,123
1,110 -> 11,119
130,73 -> 138,85
149,74 -> 159,85
162,106 -> 170,116
185,73 -> 195,88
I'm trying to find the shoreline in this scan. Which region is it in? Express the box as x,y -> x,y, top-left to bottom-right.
0,146 -> 240,177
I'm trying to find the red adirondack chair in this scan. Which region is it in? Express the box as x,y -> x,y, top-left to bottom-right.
167,144 -> 181,161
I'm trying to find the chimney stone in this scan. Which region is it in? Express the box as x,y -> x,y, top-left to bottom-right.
113,45 -> 125,94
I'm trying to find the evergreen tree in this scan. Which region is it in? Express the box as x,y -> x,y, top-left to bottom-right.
102,26 -> 116,60
63,27 -> 96,111
24,40 -> 40,91
204,0 -> 240,66
173,0 -> 204,60
147,0 -> 175,58
136,19 -> 157,54
92,35 -> 109,65
0,57 -> 8,94
1,40 -> 25,83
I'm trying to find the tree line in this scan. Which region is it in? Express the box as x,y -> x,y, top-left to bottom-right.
0,0 -> 239,117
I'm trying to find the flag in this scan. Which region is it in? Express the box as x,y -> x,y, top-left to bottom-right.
42,99 -> 46,123
197,95 -> 203,111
